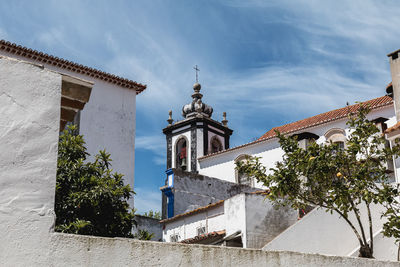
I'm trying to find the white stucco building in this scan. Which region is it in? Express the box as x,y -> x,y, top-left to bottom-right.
197,95 -> 396,187
0,40 -> 146,206
161,192 -> 298,249
159,49 -> 400,261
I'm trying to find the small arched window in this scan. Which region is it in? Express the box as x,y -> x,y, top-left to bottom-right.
292,132 -> 319,150
210,136 -> 223,153
325,128 -> 346,149
235,154 -> 253,186
175,137 -> 187,170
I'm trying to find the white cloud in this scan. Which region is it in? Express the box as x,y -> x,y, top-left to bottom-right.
0,28 -> 7,39
135,135 -> 165,165
134,187 -> 161,214
36,28 -> 66,47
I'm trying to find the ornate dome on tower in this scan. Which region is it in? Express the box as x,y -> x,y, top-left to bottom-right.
182,82 -> 213,118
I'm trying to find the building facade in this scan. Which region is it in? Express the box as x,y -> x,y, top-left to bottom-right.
0,40 -> 146,207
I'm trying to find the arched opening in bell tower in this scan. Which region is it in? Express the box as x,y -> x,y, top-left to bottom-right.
210,136 -> 223,153
175,137 -> 188,171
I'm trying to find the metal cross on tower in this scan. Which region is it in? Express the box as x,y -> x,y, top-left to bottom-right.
193,65 -> 200,83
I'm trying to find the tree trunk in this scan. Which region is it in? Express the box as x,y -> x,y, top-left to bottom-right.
358,245 -> 374,258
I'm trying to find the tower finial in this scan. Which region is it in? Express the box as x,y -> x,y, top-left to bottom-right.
167,110 -> 174,125
193,65 -> 200,83
222,112 -> 228,126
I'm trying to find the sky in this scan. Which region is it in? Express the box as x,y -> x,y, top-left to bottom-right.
1,0 -> 400,214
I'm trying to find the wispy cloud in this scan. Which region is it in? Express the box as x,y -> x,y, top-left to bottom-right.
134,187 -> 161,214
135,135 -> 165,165
0,27 -> 7,39
36,28 -> 65,47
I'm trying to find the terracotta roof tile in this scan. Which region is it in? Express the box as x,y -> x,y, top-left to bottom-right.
258,95 -> 392,140
385,121 -> 400,134
160,200 -> 224,223
180,230 -> 226,244
198,96 -> 393,160
0,40 -> 146,94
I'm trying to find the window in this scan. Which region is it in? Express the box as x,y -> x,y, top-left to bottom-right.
175,137 -> 187,170
197,226 -> 206,236
235,154 -> 253,186
170,233 -> 179,242
325,128 -> 346,148
210,136 -> 223,153
293,132 -> 319,150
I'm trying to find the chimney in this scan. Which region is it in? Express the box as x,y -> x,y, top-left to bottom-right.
388,49 -> 400,121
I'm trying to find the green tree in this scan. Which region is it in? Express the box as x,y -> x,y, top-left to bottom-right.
142,210 -> 161,220
55,126 -> 136,237
237,105 -> 400,258
134,229 -> 155,240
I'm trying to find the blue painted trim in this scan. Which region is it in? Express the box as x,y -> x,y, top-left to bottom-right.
165,168 -> 174,175
165,168 -> 174,188
161,187 -> 174,218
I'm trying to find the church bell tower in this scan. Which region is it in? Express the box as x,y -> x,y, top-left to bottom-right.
162,79 -> 233,173
161,67 -> 233,218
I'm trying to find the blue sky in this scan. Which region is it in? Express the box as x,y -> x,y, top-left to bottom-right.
2,0 -> 400,213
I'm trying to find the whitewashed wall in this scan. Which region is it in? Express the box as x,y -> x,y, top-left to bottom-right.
163,193 -> 298,249
263,203 -> 398,261
0,56 -> 61,266
224,194 -> 247,244
0,50 -> 138,207
50,234 -> 400,267
163,204 -> 225,242
245,194 -> 298,249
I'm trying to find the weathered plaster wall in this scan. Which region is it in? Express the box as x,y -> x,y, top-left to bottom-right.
171,169 -> 259,215
244,194 -> 298,249
225,194 -> 247,245
50,233 -> 400,267
0,50 -> 138,207
133,215 -> 162,241
0,56 -> 60,266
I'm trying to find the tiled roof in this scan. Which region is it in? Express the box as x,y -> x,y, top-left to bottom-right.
0,40 -> 146,94
160,200 -> 224,224
198,96 -> 393,160
180,230 -> 226,244
385,121 -> 400,134
258,95 -> 392,140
